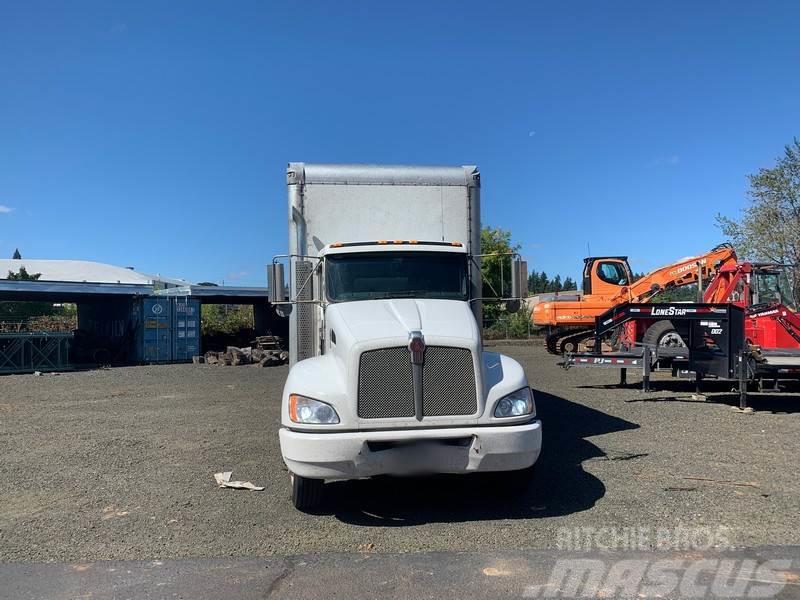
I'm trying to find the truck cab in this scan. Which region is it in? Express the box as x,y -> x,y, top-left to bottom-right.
582,256 -> 634,297
271,164 -> 541,510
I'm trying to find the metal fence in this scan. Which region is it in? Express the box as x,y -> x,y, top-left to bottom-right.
0,332 -> 73,374
482,316 -> 540,341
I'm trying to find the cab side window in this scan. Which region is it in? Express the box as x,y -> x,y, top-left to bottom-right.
597,262 -> 628,285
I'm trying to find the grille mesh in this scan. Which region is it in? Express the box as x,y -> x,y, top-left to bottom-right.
295,261 -> 314,362
357,346 -> 477,419
358,347 -> 414,418
422,347 -> 478,416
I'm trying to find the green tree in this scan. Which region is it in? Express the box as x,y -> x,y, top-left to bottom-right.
539,271 -> 549,293
527,271 -> 536,293
6,265 -> 41,281
200,304 -> 254,336
528,270 -> 577,294
480,227 -> 519,295
480,227 -> 521,322
718,138 -> 800,298
654,285 -> 699,303
1,266 -> 52,323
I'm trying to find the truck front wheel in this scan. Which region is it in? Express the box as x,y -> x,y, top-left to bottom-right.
290,472 -> 324,511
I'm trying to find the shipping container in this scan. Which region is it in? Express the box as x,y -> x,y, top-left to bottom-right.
77,296 -> 201,364
171,298 -> 201,361
135,297 -> 173,363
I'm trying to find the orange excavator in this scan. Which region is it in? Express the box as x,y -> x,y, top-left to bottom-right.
532,243 -> 738,354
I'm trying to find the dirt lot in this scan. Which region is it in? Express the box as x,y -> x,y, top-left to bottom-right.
1,344 -> 799,563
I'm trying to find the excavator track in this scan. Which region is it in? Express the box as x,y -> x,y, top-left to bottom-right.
545,327 -> 595,355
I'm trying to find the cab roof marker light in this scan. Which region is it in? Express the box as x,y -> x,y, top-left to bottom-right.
330,240 -> 466,248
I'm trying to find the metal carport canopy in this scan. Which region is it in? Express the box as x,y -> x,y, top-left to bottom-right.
0,279 -> 154,303
153,285 -> 269,305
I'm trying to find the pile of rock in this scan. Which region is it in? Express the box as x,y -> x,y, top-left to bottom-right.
194,346 -> 289,367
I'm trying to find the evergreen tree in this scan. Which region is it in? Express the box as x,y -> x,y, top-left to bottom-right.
527,271 -> 577,294
12,248 -> 21,260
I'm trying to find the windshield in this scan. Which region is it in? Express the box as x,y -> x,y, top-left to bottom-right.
325,251 -> 468,302
597,261 -> 629,285
755,269 -> 797,311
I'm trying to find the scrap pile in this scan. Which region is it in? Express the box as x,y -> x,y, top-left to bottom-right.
195,335 -> 288,367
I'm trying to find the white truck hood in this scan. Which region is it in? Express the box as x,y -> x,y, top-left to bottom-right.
284,297 -> 530,431
327,298 -> 479,346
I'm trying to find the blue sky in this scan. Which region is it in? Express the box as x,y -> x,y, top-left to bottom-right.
1,1 -> 798,286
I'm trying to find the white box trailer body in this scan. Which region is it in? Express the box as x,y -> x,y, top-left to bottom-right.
276,163 -> 542,510
286,163 -> 482,366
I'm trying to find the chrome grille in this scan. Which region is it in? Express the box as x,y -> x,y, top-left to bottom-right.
422,347 -> 478,416
358,347 -> 414,418
357,346 -> 477,419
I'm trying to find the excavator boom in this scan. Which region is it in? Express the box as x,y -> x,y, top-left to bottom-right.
622,243 -> 738,302
533,243 -> 737,354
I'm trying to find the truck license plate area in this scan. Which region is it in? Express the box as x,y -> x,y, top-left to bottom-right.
366,437 -> 473,453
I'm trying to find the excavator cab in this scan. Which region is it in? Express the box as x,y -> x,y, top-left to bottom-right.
707,263 -> 798,312
752,265 -> 797,312
582,256 -> 634,297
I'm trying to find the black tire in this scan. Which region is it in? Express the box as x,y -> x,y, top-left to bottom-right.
642,320 -> 684,348
290,472 -> 324,511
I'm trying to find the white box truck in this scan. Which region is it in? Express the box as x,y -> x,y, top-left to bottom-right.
270,163 -> 542,509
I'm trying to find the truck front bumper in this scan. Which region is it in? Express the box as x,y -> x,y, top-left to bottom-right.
279,420 -> 542,480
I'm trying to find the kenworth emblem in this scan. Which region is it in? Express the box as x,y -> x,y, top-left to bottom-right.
408,330 -> 426,365
408,331 -> 426,421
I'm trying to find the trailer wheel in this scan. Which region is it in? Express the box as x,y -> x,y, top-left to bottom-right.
560,339 -> 578,353
290,472 -> 324,511
642,320 -> 685,348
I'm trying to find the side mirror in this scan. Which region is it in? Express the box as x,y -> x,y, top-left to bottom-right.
506,299 -> 521,314
268,263 -> 287,303
510,259 -> 528,300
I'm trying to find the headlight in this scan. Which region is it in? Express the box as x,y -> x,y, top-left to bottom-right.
494,387 -> 535,418
289,394 -> 340,424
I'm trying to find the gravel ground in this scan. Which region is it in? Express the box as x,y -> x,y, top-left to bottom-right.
1,344 -> 799,563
